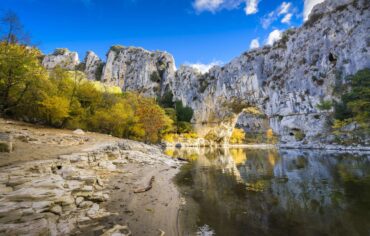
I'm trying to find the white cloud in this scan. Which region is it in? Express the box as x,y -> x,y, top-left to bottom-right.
261,2 -> 292,29
266,29 -> 282,45
186,61 -> 223,74
193,0 -> 260,14
249,38 -> 260,49
303,0 -> 325,21
244,0 -> 259,15
261,11 -> 276,29
278,2 -> 291,15
281,13 -> 292,24
193,0 -> 224,13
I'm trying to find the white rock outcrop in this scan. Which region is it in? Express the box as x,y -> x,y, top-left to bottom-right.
42,48 -> 80,70
101,46 -> 176,97
42,0 -> 369,145
84,51 -> 104,81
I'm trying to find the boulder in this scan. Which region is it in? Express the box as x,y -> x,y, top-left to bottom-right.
0,133 -> 13,152
73,129 -> 85,135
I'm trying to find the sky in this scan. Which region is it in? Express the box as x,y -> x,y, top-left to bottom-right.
0,0 -> 325,69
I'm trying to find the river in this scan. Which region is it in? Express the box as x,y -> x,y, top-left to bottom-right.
165,148 -> 370,236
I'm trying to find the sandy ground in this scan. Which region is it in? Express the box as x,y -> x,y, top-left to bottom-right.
0,118 -> 183,235
99,163 -> 182,236
0,118 -> 121,167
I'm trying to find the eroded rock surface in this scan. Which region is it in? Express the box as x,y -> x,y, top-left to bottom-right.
42,0 -> 370,145
0,140 -> 180,235
42,48 -> 80,70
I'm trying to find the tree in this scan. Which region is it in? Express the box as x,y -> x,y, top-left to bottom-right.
0,11 -> 29,45
230,128 -> 246,144
0,42 -> 47,114
175,101 -> 193,122
334,69 -> 370,126
136,98 -> 173,143
39,95 -> 70,126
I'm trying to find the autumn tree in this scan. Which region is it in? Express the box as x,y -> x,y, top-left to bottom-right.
0,11 -> 29,45
0,42 -> 47,114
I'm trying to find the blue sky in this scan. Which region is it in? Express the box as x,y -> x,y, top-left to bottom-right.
0,0 -> 323,68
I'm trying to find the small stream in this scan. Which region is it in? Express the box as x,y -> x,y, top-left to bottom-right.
167,148 -> 370,236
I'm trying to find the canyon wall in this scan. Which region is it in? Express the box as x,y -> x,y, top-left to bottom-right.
42,0 -> 370,145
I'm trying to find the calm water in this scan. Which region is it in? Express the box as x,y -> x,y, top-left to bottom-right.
167,148 -> 370,236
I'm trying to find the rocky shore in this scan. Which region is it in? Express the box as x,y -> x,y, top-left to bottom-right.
0,119 -> 183,236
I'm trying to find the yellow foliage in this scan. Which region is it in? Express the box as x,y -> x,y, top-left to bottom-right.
0,42 -> 192,144
230,128 -> 246,144
39,95 -> 70,126
230,149 -> 247,164
243,107 -> 262,115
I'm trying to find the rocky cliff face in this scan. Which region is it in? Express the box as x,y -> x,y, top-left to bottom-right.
42,0 -> 369,145
169,0 -> 370,144
42,48 -> 80,70
84,51 -> 104,81
101,46 -> 176,97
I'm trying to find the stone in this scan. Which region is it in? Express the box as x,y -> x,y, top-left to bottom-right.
84,51 -> 104,81
79,201 -> 94,209
75,197 -> 84,206
73,129 -> 85,135
50,205 -> 63,215
341,122 -> 358,132
42,48 -> 80,70
101,225 -> 131,236
0,132 -> 13,152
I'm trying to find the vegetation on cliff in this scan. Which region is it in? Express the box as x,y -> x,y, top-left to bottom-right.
0,12 -> 175,143
331,69 -> 370,144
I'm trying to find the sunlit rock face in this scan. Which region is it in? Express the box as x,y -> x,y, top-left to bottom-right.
84,51 -> 104,81
101,46 -> 176,97
42,48 -> 80,70
168,0 -> 370,143
42,0 -> 369,144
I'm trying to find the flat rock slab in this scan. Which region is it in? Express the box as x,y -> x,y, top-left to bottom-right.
0,133 -> 13,153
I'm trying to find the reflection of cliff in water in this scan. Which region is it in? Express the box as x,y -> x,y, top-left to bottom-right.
171,148 -> 370,236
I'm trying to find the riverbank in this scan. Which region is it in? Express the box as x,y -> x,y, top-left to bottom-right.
0,118 -> 183,235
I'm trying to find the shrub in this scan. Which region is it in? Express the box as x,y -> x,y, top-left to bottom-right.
293,130 -> 306,141
52,48 -> 69,56
177,121 -> 193,133
317,100 -> 333,110
158,91 -> 174,108
109,45 -> 124,54
334,69 -> 370,125
230,128 -> 246,144
175,101 -> 194,123
150,71 -> 161,83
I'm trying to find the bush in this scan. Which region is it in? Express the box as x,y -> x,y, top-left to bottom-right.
334,69 -> 370,125
317,100 -> 333,110
294,130 -> 306,141
109,45 -> 124,54
52,48 -> 69,56
158,91 -> 174,108
177,121 -> 193,133
175,101 -> 194,123
230,128 -> 246,144
150,71 -> 161,83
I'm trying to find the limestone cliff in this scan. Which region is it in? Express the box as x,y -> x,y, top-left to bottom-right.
84,51 -> 104,81
101,46 -> 176,97
43,0 -> 369,145
42,48 -> 80,70
169,0 -> 370,144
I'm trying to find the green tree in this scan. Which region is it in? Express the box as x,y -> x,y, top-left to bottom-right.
0,42 -> 47,114
175,101 -> 194,122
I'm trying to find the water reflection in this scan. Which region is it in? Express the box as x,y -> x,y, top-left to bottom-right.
169,148 -> 370,236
